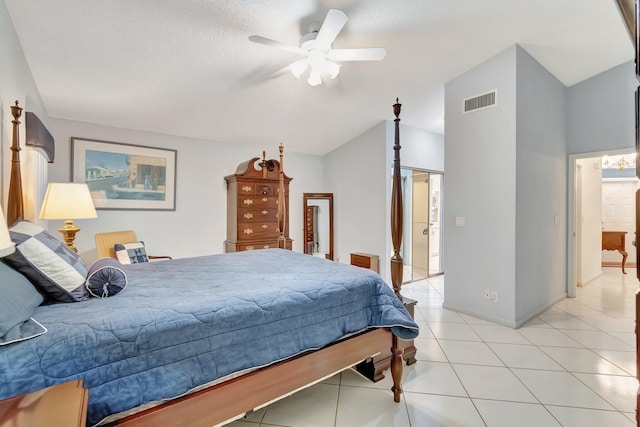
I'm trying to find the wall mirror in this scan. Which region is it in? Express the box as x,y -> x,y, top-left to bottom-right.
303,193 -> 334,260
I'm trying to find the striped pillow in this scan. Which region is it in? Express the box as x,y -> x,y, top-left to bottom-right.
5,220 -> 89,303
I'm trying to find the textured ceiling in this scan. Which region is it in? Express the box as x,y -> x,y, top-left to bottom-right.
5,0 -> 633,155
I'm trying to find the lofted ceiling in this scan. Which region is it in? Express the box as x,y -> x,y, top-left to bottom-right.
4,0 -> 634,156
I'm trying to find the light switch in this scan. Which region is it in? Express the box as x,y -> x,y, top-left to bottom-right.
455,216 -> 465,227
554,215 -> 559,225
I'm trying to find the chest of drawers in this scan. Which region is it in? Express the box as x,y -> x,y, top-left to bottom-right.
225,154 -> 293,252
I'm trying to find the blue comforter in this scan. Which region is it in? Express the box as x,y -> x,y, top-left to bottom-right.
0,249 -> 418,425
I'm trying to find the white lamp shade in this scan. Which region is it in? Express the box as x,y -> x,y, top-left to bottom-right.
39,183 -> 98,220
0,206 -> 15,257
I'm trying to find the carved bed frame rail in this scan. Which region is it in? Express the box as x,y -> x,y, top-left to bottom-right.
5,99 -> 408,426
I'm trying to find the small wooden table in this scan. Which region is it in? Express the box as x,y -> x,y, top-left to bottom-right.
602,231 -> 628,274
0,380 -> 88,427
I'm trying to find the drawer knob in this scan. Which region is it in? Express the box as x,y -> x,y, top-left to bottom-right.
243,199 -> 253,205
243,213 -> 253,219
243,228 -> 254,235
242,186 -> 252,192
263,245 -> 270,249
262,210 -> 268,215
262,197 -> 268,202
245,246 -> 254,250
262,224 -> 268,229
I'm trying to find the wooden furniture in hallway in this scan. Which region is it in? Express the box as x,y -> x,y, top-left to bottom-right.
602,230 -> 628,274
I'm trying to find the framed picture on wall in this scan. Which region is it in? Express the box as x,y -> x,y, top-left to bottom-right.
71,137 -> 177,210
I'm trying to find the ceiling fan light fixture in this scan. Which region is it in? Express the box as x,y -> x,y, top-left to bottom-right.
290,60 -> 308,78
307,70 -> 322,86
324,60 -> 341,79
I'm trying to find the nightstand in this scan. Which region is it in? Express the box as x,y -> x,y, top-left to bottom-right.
0,380 -> 88,427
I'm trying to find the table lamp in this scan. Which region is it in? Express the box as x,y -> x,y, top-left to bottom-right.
0,205 -> 16,257
39,183 -> 97,252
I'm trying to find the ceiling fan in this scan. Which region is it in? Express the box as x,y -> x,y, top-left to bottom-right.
248,9 -> 386,86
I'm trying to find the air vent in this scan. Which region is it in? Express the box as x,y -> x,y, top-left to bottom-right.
463,90 -> 497,113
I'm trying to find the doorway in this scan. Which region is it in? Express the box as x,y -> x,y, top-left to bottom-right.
401,168 -> 444,283
569,149 -> 637,297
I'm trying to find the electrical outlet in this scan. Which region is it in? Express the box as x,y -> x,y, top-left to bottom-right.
483,289 -> 490,300
490,290 -> 499,303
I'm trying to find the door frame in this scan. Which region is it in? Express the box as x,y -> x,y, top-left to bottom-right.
568,148 -> 634,298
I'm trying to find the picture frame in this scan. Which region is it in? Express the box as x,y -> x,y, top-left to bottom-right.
71,137 -> 177,211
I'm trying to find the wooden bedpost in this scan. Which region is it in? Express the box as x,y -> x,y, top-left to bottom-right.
390,98 -> 403,298
390,98 -> 404,403
277,144 -> 286,249
7,101 -> 24,225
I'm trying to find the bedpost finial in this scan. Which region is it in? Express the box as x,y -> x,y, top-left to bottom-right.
393,98 -> 401,119
10,101 -> 23,120
279,143 -> 283,154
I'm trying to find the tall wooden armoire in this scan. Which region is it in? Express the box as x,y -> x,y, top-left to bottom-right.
224,153 -> 293,252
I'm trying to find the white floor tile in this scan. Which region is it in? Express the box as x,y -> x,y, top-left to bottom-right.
572,372 -> 638,412
335,386 -> 410,427
453,364 -> 537,402
545,405 -> 635,427
517,327 -> 584,348
438,339 -> 504,366
487,343 -> 564,371
512,369 -> 615,410
559,329 -> 634,351
473,399 -> 561,427
418,307 -> 465,323
591,348 -> 636,376
537,313 -> 597,330
402,361 -> 467,396
414,337 -> 448,362
404,393 -> 485,427
469,324 -> 530,344
428,322 -> 482,341
539,346 -> 628,375
260,383 -> 339,427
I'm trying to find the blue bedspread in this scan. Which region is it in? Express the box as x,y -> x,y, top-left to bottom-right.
0,249 -> 418,425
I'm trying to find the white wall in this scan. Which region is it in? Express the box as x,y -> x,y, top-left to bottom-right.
48,118 -> 324,262
0,1 -> 48,209
443,46 -> 518,325
577,159 -> 603,284
514,46 -> 567,324
567,61 -> 636,155
324,121 -> 388,276
602,179 -> 637,266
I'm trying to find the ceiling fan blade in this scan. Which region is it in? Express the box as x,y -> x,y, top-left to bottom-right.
248,35 -> 306,55
328,47 -> 387,62
314,9 -> 348,50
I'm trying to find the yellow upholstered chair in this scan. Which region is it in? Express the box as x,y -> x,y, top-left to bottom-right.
95,230 -> 172,261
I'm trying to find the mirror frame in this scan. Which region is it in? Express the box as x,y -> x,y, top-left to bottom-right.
303,193 -> 334,261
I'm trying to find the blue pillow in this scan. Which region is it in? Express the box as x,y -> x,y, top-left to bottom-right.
0,261 -> 46,345
114,241 -> 148,264
85,258 -> 127,298
4,220 -> 89,303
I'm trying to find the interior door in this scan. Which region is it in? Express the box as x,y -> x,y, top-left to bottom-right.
428,173 -> 444,276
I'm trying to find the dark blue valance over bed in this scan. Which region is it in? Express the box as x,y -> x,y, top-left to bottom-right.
0,249 -> 418,425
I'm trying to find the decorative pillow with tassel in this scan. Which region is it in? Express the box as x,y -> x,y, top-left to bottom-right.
85,258 -> 127,298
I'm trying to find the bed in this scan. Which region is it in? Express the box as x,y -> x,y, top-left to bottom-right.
0,99 -> 416,426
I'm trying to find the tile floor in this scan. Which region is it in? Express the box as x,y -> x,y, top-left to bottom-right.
228,268 -> 637,426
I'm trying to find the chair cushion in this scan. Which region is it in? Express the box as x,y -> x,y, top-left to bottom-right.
0,260 -> 47,345
114,241 -> 149,264
85,258 -> 127,298
4,220 -> 89,303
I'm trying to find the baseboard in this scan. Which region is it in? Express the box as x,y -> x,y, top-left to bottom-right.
602,261 -> 636,268
441,302 -> 517,328
514,292 -> 567,328
443,291 -> 568,329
